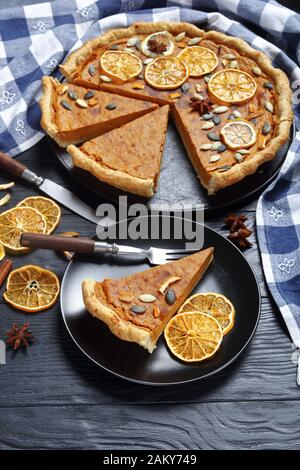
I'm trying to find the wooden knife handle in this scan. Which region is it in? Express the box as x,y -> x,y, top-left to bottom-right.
21,233 -> 95,254
0,151 -> 26,177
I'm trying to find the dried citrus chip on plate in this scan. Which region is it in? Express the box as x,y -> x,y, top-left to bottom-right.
100,50 -> 142,82
178,46 -> 218,77
0,207 -> 46,253
208,68 -> 257,104
4,264 -> 60,312
17,196 -> 61,234
220,119 -> 256,150
178,292 -> 235,335
165,312 -> 223,362
145,57 -> 189,90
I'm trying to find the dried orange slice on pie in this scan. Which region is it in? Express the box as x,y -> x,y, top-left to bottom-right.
17,196 -> 61,234
220,119 -> 257,150
178,46 -> 218,77
100,50 -> 142,82
164,312 -> 223,362
3,265 -> 60,312
141,31 -> 175,57
178,292 -> 235,335
0,207 -> 46,254
208,68 -> 257,104
145,57 -> 189,90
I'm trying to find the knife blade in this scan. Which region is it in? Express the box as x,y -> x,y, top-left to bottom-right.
0,151 -> 110,226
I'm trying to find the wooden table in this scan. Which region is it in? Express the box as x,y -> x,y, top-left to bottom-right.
0,0 -> 299,451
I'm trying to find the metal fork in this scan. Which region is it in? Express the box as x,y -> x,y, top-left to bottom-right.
21,233 -> 200,265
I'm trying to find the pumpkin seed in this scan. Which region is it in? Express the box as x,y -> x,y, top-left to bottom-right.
67,89 -> 77,101
84,90 -> 95,100
144,58 -> 153,65
123,47 -> 135,53
188,37 -> 202,45
222,59 -> 228,67
139,294 -> 157,303
204,75 -> 211,83
233,110 -> 241,118
227,114 -> 235,120
212,115 -> 221,125
106,102 -> 117,110
60,100 -> 72,111
200,143 -> 213,150
109,44 -> 119,50
100,75 -> 112,83
193,93 -> 204,100
211,141 -> 222,150
234,153 -> 244,162
217,143 -> 227,153
264,101 -> 274,113
202,113 -> 214,120
214,106 -> 228,114
127,37 -> 138,47
76,99 -> 88,108
218,164 -> 232,172
207,132 -> 220,141
229,60 -> 238,69
252,66 -> 262,76
175,32 -> 186,42
263,82 -> 273,90
223,53 -> 236,60
202,122 -> 214,130
181,83 -> 190,93
130,305 -> 146,314
209,155 -> 220,163
165,288 -> 176,305
88,64 -> 96,76
262,122 -> 271,135
237,148 -> 250,155
195,84 -> 202,93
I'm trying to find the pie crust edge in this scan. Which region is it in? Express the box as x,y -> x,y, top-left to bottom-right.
82,279 -> 157,353
67,144 -> 155,197
60,21 -> 293,194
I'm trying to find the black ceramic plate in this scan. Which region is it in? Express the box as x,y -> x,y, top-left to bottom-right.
60,219 -> 261,385
50,121 -> 293,214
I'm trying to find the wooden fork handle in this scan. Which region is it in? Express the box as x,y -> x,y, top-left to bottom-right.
0,151 -> 26,177
21,233 -> 95,254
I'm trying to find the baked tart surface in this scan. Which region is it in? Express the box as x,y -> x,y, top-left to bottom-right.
68,105 -> 168,197
82,247 -> 214,353
40,76 -> 158,147
60,21 -> 293,194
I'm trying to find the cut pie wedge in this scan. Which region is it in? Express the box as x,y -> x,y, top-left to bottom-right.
40,76 -> 158,147
82,247 -> 214,353
67,105 -> 169,197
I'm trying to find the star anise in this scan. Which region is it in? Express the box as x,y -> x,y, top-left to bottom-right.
6,322 -> 34,350
224,213 -> 253,249
147,38 -> 168,54
189,97 -> 213,116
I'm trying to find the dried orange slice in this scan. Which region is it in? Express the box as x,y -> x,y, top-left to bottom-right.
100,50 -> 142,82
0,207 -> 46,254
0,243 -> 5,261
220,119 -> 256,150
145,57 -> 189,90
141,31 -> 175,57
208,68 -> 257,104
17,196 -> 61,234
178,292 -> 235,335
3,265 -> 60,312
178,46 -> 218,77
165,312 -> 223,362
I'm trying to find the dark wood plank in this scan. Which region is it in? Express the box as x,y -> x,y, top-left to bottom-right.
1,400 -> 300,450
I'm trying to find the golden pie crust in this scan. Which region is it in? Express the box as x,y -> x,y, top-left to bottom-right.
82,247 -> 214,353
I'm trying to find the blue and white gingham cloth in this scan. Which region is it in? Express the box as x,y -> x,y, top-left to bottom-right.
0,0 -> 300,382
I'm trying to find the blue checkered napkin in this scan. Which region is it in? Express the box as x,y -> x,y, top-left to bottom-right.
0,0 -> 300,381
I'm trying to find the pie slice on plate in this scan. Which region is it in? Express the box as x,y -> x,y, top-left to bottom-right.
82,247 -> 214,353
40,76 -> 158,147
67,105 -> 169,197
